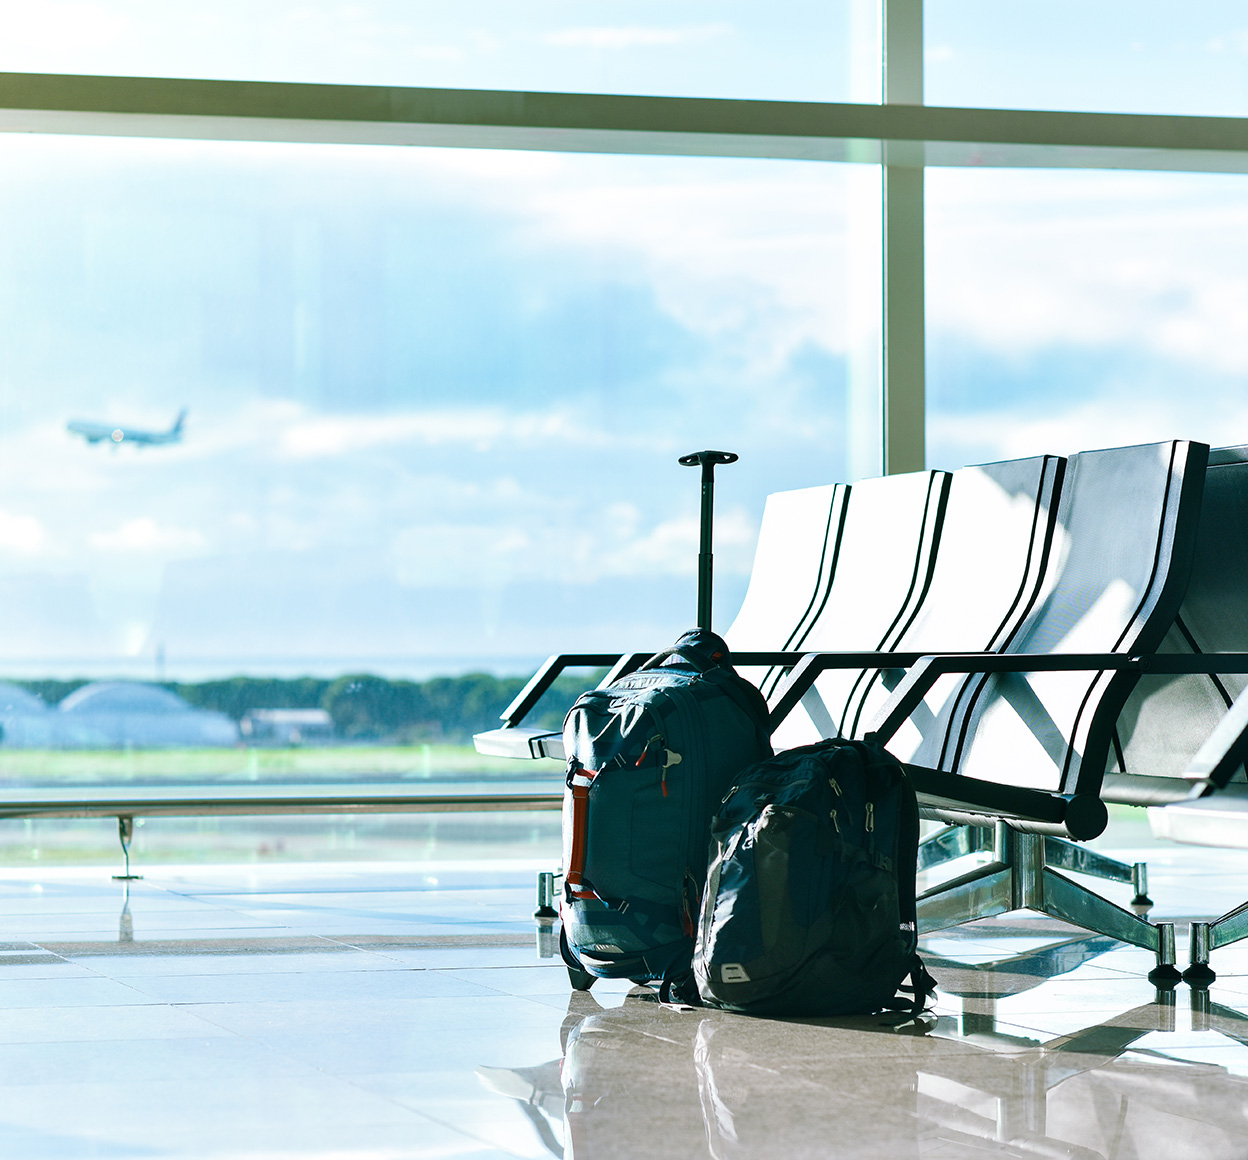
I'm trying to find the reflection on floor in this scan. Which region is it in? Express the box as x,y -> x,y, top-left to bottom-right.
2,843 -> 1248,1157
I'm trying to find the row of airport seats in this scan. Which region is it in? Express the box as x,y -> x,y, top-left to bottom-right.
475,439 -> 1248,980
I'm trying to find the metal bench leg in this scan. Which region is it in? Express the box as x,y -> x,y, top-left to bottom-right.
1184,901 -> 1248,985
534,870 -> 558,919
917,860 -> 1013,934
1043,836 -> 1152,909
916,823 -> 1178,985
1040,865 -> 1177,985
917,824 -> 994,873
111,816 -> 142,882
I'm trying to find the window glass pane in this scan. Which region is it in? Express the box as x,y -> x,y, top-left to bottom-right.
0,134 -> 874,752
4,1 -> 879,103
926,1 -> 1248,116
926,168 -> 1248,469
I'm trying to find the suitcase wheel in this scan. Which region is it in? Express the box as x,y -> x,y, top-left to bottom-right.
559,926 -> 597,991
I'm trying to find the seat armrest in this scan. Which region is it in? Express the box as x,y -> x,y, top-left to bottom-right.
764,650 -> 930,732
474,727 -> 566,761
499,653 -> 633,728
861,650 -> 1248,756
864,652 -> 1144,748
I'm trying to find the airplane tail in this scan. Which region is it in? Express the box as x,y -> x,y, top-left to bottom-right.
171,409 -> 188,435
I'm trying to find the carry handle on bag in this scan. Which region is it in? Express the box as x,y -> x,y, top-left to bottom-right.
679,449 -> 739,630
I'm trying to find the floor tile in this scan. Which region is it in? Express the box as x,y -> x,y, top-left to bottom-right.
0,848 -> 1246,1157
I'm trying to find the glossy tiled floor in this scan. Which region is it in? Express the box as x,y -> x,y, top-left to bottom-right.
4,841 -> 1248,1158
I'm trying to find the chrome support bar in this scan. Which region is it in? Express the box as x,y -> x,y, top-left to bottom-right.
1043,835 -> 1152,908
916,824 -> 993,872
917,861 -> 1012,933
917,822 -> 1179,984
1209,902 -> 1248,952
535,871 -> 557,919
1187,921 -> 1214,986
111,816 -> 142,882
1184,898 -> 1248,983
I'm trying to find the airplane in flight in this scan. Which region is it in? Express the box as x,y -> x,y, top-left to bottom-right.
67,409 -> 187,447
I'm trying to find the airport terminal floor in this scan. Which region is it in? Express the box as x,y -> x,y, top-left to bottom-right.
3,828 -> 1248,1158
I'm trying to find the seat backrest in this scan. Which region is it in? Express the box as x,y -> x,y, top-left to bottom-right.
1112,446 -> 1248,785
770,468 -> 951,749
723,482 -> 848,687
844,454 -> 1066,763
938,440 -> 1207,796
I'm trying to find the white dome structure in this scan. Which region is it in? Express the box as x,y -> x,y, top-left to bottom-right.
0,682 -> 54,747
12,680 -> 243,749
0,682 -> 48,714
59,681 -> 191,715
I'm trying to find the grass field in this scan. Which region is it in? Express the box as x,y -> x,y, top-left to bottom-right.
0,743 -> 563,785
0,743 -> 564,865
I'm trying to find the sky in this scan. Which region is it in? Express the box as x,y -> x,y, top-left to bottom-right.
0,3 -> 1247,678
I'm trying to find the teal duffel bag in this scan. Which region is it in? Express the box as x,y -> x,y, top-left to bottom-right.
559,629 -> 772,993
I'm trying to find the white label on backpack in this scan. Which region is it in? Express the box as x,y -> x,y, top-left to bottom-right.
721,963 -> 751,983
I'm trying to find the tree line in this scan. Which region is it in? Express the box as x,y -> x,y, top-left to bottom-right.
13,671 -> 598,745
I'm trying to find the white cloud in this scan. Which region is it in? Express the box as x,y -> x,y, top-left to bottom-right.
928,395 -> 1248,468
88,517 -> 205,554
275,406 -> 608,460
0,511 -> 48,557
390,499 -> 760,589
0,3 -> 130,67
595,504 -> 757,580
506,161 -> 860,375
1205,30 -> 1248,56
543,24 -> 732,51
928,169 -> 1248,375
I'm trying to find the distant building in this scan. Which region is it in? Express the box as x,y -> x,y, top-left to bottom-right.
0,681 -> 240,749
241,708 -> 334,746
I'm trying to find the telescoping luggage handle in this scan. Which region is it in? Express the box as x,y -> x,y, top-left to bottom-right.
679,450 -> 738,631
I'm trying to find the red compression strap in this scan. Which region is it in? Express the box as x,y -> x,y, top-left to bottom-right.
564,769 -> 599,900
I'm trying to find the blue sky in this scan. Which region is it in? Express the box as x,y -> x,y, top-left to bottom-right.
0,135 -> 855,673
0,5 -> 1247,677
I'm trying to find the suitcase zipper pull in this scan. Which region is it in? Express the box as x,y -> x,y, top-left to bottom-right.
865,801 -> 875,833
661,749 -> 683,797
829,808 -> 840,833
635,734 -> 664,767
828,778 -> 842,796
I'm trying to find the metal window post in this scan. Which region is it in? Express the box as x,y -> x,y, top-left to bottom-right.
882,0 -> 926,476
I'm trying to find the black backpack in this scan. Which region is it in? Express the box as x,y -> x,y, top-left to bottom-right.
693,737 -> 936,1016
559,629 -> 772,990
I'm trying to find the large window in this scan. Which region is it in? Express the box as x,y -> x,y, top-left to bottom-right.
926,1 -> 1248,116
2,4 -> 1247,864
1,1 -> 878,103
0,133 -> 871,682
926,167 -> 1248,469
